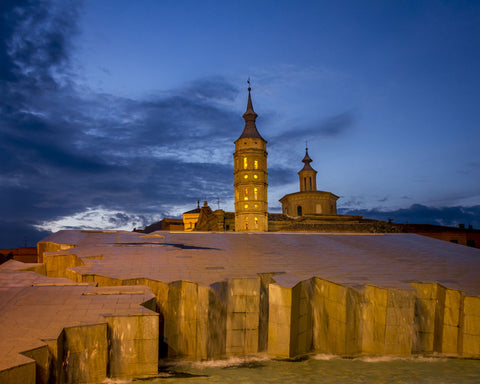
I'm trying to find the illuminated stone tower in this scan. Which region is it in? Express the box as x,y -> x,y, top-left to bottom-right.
298,147 -> 317,192
233,85 -> 268,231
279,148 -> 338,217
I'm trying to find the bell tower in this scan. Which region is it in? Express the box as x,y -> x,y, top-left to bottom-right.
233,84 -> 268,231
298,147 -> 317,192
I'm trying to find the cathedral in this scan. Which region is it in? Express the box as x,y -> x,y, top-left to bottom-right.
144,85 -> 479,244
183,85 -> 351,232
279,147 -> 338,217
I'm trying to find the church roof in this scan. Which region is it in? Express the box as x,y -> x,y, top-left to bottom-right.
236,86 -> 266,141
184,207 -> 201,214
183,201 -> 201,214
300,147 -> 315,171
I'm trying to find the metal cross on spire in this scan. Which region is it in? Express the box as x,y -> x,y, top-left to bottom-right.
247,77 -> 251,91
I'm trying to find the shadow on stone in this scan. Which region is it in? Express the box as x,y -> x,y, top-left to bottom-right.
109,242 -> 221,250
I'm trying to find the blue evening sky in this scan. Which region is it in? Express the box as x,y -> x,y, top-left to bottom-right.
74,0 -> 480,206
0,0 -> 479,247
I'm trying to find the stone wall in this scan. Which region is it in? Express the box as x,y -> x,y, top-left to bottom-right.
38,252 -> 480,361
156,277 -> 480,360
6,245 -> 480,383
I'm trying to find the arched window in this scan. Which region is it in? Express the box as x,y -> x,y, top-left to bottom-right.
243,157 -> 248,169
244,188 -> 248,200
254,188 -> 258,200
304,177 -> 307,191
244,217 -> 249,230
254,160 -> 258,169
309,177 -> 312,190
297,205 -> 303,216
254,217 -> 258,229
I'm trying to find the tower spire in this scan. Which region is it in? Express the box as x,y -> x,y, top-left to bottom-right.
237,80 -> 264,141
233,80 -> 268,232
301,146 -> 314,171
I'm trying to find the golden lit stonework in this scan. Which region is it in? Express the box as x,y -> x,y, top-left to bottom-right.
279,147 -> 338,217
233,86 -> 268,231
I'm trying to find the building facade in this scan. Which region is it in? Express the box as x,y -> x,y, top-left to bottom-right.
279,148 -> 338,217
233,87 -> 268,231
182,201 -> 201,231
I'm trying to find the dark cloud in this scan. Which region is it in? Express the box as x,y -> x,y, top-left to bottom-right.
178,77 -> 239,103
1,2 -> 477,249
0,219 -> 51,249
0,1 -> 245,247
268,166 -> 298,187
339,204 -> 480,228
269,110 -> 355,145
0,0 -> 79,89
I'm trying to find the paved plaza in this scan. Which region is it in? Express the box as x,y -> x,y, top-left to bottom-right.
1,230 -> 480,383
41,230 -> 480,293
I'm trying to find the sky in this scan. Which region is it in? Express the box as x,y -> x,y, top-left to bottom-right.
1,0 -> 480,248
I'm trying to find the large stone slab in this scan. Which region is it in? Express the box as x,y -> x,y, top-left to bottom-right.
38,230 -> 480,294
3,229 -> 480,382
0,260 -> 158,383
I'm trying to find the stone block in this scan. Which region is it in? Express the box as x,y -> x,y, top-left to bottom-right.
360,285 -> 387,355
246,312 -> 259,329
345,288 -> 363,356
225,278 -> 260,356
208,282 -> 227,358
165,281 -> 208,360
105,314 -> 158,378
230,312 -> 246,329
290,279 -> 313,357
37,241 -> 76,263
65,268 -> 82,282
245,329 -> 259,351
0,360 -> 36,384
312,278 -> 348,355
231,294 -> 247,312
312,278 -> 363,356
441,289 -> 464,355
42,337 -> 64,384
63,323 -> 108,384
195,285 -> 210,359
145,279 -> 169,314
94,275 -> 120,286
462,295 -> 480,357
444,289 -> 463,326
384,288 -> 415,355
410,283 -> 439,354
45,254 -> 83,278
267,284 -> 292,358
21,344 -> 49,384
